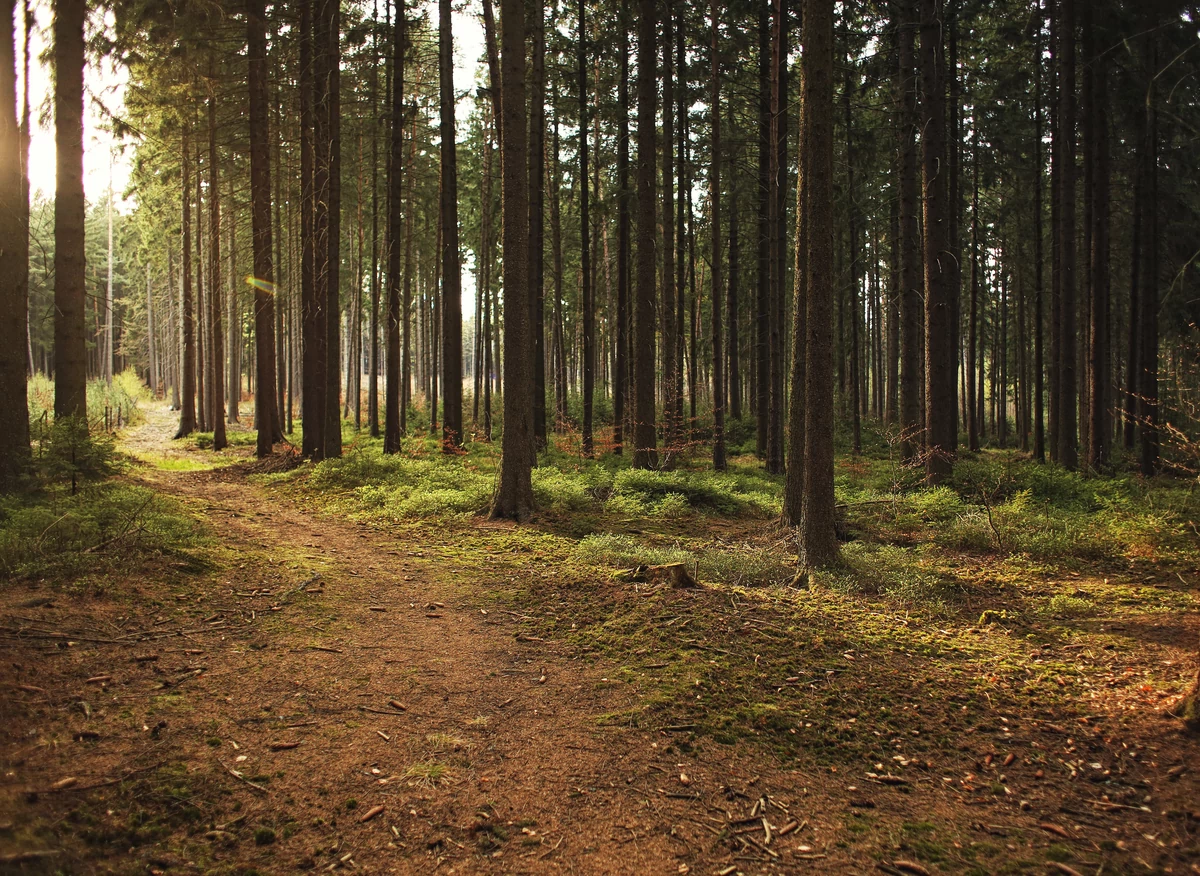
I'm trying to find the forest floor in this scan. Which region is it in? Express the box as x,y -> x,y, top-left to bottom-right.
1,403 -> 1198,875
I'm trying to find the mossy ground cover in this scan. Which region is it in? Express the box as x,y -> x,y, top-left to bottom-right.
265,426 -> 1199,872
2,410 -> 1196,874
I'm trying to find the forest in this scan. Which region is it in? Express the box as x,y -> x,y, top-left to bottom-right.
1,0 -> 1199,872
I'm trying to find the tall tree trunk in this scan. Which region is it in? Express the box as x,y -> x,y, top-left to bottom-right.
1086,8 -> 1109,472
551,106 -> 566,431
300,0 -> 322,457
782,52 -> 808,528
766,0 -> 787,474
196,136 -> 207,433
728,188 -> 742,422
919,0 -> 956,484
1033,1 -> 1046,461
384,0 -> 405,452
660,0 -> 677,460
439,0 -> 463,450
53,0 -> 86,423
529,0 -> 546,450
207,75 -> 227,450
492,0 -> 534,519
845,59 -> 861,456
318,0 -> 342,458
175,125 -> 197,439
895,0 -> 921,461
367,0 -> 381,439
578,0 -> 593,456
614,16 -> 630,453
0,0 -> 29,481
1138,27 -> 1158,476
967,131 -> 980,452
146,265 -> 158,396
248,0 -> 280,457
799,0 -> 837,567
754,2 -> 769,457
632,0 -> 657,469
710,0 -> 725,472
1054,0 -> 1077,470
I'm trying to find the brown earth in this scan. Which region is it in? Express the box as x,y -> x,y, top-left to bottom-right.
1,406 -> 1198,875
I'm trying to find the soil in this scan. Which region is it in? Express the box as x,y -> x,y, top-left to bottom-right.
1,406 -> 1197,875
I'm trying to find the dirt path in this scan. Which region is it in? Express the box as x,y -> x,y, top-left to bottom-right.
4,405 -> 1198,875
2,408 -> 814,875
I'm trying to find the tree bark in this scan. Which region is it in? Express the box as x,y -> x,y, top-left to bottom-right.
614,15 -> 630,454
1054,0 -> 1077,470
207,72 -> 227,450
578,0 -> 593,456
248,0 -> 280,456
529,0 -> 546,450
709,0 -> 725,472
491,0 -> 535,520
799,0 -> 837,567
919,0 -> 956,483
300,0 -> 322,458
439,0 -> 463,450
52,0 -> 86,423
0,0 -> 29,481
895,0 -> 921,461
1086,8 -> 1109,472
384,0 -> 405,452
632,0 -> 657,469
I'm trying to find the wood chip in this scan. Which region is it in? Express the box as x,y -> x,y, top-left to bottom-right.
133,654 -> 159,663
358,804 -> 385,823
15,684 -> 45,694
269,741 -> 300,751
309,646 -> 343,654
376,731 -> 391,742
51,777 -> 78,790
388,700 -> 407,712
892,862 -> 931,876
1003,752 -> 1016,767
778,820 -> 801,836
84,676 -> 112,685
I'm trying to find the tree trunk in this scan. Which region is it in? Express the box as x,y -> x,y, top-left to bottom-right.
967,131 -> 980,452
551,106 -> 566,431
845,59 -> 861,456
300,0 -> 322,458
1033,1 -> 1046,461
578,0 -> 594,456
895,0 -> 921,461
614,17 -> 630,453
766,0 -> 787,475
491,0 -> 535,520
318,0 -> 342,459
710,0 -> 725,472
754,2 -> 769,457
1086,7 -> 1109,472
1138,27 -> 1158,476
175,125 -> 197,438
52,0 -> 86,423
207,73 -> 227,450
0,0 -> 29,481
530,0 -> 546,450
919,0 -> 956,484
799,0 -> 837,567
1054,0 -> 1077,470
632,0 -> 657,469
248,0 -> 280,456
384,0 -> 405,452
439,0 -> 462,450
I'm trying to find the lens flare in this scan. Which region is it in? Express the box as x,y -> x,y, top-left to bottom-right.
244,275 -> 277,295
